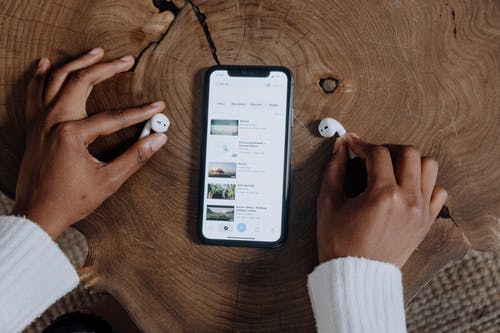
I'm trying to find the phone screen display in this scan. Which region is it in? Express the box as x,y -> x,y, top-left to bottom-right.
200,68 -> 291,245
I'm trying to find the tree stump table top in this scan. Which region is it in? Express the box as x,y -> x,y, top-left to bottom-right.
1,0 -> 499,331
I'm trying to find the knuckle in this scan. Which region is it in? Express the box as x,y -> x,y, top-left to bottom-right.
401,145 -> 420,158
370,145 -> 390,157
411,207 -> 423,220
422,156 -> 438,168
374,184 -> 399,204
49,68 -> 66,83
53,122 -> 78,144
109,108 -> 128,123
406,199 -> 423,217
136,144 -> 152,165
434,185 -> 448,198
68,69 -> 90,85
435,184 -> 446,193
387,188 -> 401,204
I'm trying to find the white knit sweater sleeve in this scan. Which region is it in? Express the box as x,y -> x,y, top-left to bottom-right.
307,257 -> 406,333
0,216 -> 79,332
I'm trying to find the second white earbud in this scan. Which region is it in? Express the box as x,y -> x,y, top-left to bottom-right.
140,113 -> 170,139
318,117 -> 356,159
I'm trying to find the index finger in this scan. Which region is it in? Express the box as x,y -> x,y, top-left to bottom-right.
53,56 -> 135,118
345,133 -> 396,187
78,101 -> 166,144
44,47 -> 104,106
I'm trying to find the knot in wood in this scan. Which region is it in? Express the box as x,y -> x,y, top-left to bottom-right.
319,77 -> 338,94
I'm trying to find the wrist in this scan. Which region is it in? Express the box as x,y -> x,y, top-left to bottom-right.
11,204 -> 65,239
318,247 -> 405,268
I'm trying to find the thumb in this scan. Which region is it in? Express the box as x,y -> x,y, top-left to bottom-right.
319,137 -> 348,208
104,133 -> 168,190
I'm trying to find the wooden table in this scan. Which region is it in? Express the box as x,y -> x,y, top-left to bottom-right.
1,0 -> 498,331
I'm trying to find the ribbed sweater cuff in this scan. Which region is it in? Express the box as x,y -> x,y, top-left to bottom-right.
0,216 -> 79,332
307,257 -> 406,333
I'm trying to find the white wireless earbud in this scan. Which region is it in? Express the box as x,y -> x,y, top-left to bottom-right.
140,113 -> 170,139
318,118 -> 346,138
318,117 -> 356,159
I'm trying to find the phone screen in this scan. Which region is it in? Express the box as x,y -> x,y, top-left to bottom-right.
200,67 -> 292,246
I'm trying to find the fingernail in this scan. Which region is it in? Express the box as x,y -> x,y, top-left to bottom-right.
150,134 -> 167,152
37,58 -> 49,73
150,101 -> 165,109
349,132 -> 360,139
120,55 -> 134,62
88,47 -> 102,55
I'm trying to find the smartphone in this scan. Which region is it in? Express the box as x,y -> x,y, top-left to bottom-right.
199,65 -> 293,248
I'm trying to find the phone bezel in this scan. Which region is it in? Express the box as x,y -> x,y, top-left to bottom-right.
198,65 -> 293,248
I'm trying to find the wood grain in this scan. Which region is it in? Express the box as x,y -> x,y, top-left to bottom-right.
1,0 -> 499,331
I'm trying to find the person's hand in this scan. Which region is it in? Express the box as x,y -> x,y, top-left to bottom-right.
316,133 -> 448,267
11,48 -> 168,239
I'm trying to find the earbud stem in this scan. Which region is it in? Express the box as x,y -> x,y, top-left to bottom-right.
339,133 -> 357,159
139,120 -> 152,139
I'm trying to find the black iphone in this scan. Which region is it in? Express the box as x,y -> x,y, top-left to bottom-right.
198,65 -> 293,247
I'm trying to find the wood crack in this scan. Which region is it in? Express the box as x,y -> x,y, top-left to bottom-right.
133,0 -> 220,71
186,0 -> 221,65
153,0 -> 181,15
451,8 -> 457,39
131,4 -> 180,71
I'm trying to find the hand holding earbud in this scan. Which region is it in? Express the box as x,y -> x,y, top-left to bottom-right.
316,134 -> 448,267
11,49 -> 169,239
140,113 -> 170,139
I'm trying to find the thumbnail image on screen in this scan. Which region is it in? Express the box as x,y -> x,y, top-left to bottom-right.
206,205 -> 234,221
210,119 -> 238,136
208,183 -> 236,200
208,162 -> 237,178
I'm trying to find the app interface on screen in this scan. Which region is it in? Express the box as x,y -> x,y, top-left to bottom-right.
202,70 -> 289,242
